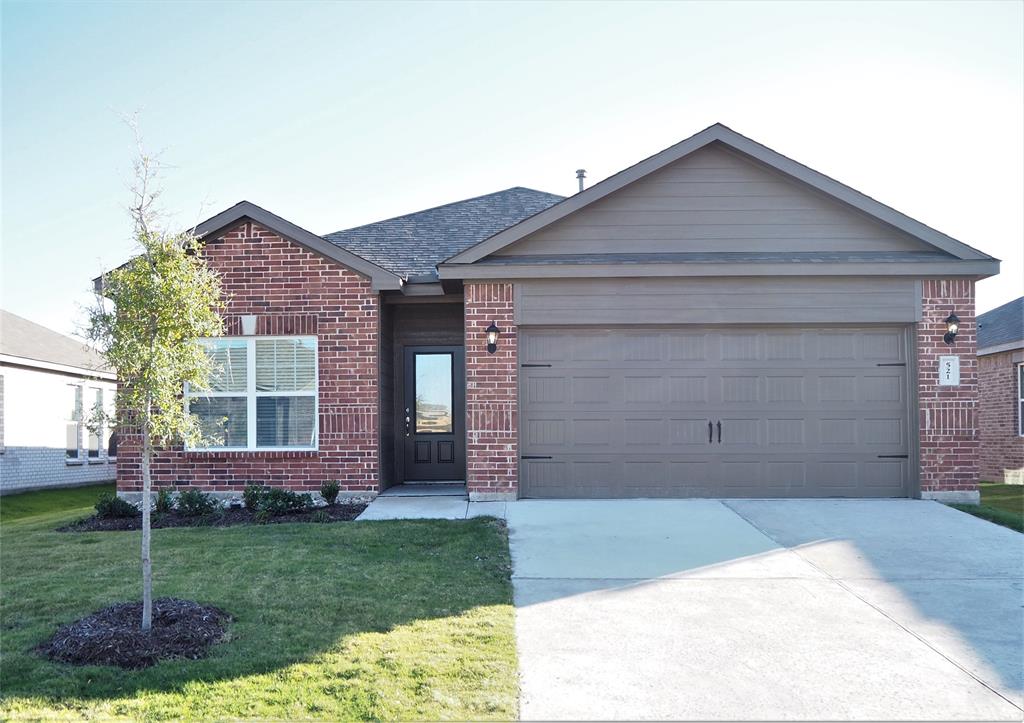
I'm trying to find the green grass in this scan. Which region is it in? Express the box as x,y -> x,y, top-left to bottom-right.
1,482 -> 114,523
950,483 -> 1024,533
0,486 -> 517,720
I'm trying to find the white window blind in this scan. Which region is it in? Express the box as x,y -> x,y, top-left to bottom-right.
185,336 -> 318,451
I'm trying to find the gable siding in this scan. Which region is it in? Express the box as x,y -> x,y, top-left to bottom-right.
496,143 -> 932,256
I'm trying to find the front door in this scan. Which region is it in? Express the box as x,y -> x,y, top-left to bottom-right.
402,346 -> 465,482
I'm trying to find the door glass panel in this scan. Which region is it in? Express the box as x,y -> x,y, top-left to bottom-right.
415,353 -> 453,433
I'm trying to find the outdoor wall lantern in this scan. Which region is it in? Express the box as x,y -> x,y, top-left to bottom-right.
485,321 -> 501,354
944,312 -> 960,345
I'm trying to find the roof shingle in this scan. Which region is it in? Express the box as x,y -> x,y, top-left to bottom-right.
977,296 -> 1024,350
0,310 -> 111,373
324,187 -> 564,280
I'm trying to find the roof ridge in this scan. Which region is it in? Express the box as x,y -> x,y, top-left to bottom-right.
325,187 -> 563,238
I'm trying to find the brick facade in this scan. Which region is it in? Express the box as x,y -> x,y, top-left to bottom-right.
978,349 -> 1024,484
116,222 -> 379,497
917,279 -> 980,501
463,282 -> 518,500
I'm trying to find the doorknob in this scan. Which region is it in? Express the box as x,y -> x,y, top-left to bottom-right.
708,421 -> 713,444
716,421 -> 722,444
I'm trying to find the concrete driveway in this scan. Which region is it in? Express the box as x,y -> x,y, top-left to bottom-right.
507,499 -> 1024,721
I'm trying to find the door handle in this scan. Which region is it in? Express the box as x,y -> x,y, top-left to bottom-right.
708,421 -> 713,444
716,421 -> 722,444
405,408 -> 411,437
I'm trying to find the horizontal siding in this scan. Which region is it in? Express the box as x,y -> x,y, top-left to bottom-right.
515,277 -> 920,325
497,144 -> 931,256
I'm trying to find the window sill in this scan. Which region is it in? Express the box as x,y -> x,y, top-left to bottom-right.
65,459 -> 85,466
184,449 -> 319,460
87,458 -> 105,465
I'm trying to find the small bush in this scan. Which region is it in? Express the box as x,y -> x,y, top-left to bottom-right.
242,484 -> 266,512
311,509 -> 329,524
95,493 -> 138,519
320,480 -> 340,506
253,488 -> 312,523
176,489 -> 220,518
154,488 -> 174,514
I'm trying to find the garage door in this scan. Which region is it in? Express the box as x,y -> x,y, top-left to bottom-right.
519,327 -> 911,498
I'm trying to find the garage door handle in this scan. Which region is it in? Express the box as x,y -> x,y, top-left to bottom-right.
708,421 -> 714,444
716,421 -> 722,444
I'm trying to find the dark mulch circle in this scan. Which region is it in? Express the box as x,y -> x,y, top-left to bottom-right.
57,503 -> 367,532
36,598 -> 232,669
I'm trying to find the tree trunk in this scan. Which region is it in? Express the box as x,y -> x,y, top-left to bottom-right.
140,413 -> 153,632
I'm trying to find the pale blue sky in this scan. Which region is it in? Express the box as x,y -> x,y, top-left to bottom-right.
2,0 -> 1021,336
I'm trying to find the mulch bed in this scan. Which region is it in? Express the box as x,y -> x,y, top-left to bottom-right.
57,503 -> 367,532
36,598 -> 232,669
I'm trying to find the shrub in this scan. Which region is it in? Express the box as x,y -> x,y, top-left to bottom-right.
320,480 -> 340,506
95,493 -> 138,519
154,488 -> 174,514
242,484 -> 266,512
311,509 -> 329,524
176,489 -> 220,518
253,488 -> 312,523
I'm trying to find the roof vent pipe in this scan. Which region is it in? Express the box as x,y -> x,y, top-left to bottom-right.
576,169 -> 586,193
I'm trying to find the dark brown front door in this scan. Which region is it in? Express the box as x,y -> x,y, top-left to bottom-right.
403,346 -> 465,482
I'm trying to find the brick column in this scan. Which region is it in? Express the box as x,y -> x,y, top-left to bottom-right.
917,279 -> 979,503
464,282 -> 518,500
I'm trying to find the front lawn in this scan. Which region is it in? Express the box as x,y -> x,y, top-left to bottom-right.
950,483 -> 1023,533
0,486 -> 517,720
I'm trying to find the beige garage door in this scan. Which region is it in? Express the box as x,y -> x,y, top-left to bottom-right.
519,327 -> 912,498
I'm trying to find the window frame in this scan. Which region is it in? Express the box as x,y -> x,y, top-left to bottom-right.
184,335 -> 319,452
66,383 -> 83,461
1018,363 -> 1024,438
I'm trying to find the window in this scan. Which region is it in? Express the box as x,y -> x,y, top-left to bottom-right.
1018,363 -> 1024,437
66,384 -> 82,459
105,391 -> 117,459
87,388 -> 102,458
185,337 -> 318,450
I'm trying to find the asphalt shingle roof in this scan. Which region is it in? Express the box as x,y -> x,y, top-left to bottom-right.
977,296 -> 1024,350
324,187 -> 564,280
0,310 -> 112,373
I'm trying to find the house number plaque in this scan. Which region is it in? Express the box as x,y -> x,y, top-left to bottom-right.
938,355 -> 960,386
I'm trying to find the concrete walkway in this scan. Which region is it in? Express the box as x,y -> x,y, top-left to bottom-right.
507,499 -> 1024,721
356,496 -> 507,520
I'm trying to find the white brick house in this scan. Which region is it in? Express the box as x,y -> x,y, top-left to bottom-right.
0,310 -> 117,495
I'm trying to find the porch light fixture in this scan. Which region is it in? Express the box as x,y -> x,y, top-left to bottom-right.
485,321 -> 501,354
944,312 -> 960,345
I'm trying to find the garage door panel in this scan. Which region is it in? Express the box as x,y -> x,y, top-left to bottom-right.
520,327 -> 910,498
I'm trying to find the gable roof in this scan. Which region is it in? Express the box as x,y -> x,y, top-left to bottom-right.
0,310 -> 113,376
324,187 -> 564,281
194,201 -> 403,291
977,296 -> 1024,353
441,123 -> 998,268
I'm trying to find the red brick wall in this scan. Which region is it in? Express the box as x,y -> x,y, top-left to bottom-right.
978,349 -> 1024,484
117,221 -> 379,495
464,283 -> 518,499
917,279 -> 979,495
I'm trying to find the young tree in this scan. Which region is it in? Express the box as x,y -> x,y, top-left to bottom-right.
87,144 -> 223,631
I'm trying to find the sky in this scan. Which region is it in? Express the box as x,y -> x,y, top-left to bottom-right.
2,0 -> 1021,337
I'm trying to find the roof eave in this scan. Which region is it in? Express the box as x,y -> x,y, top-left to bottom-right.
195,202 -> 402,291
438,258 -> 1000,280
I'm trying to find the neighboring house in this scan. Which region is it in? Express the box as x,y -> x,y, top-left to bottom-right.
106,124 -> 999,504
0,310 -> 117,495
977,297 -> 1024,484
